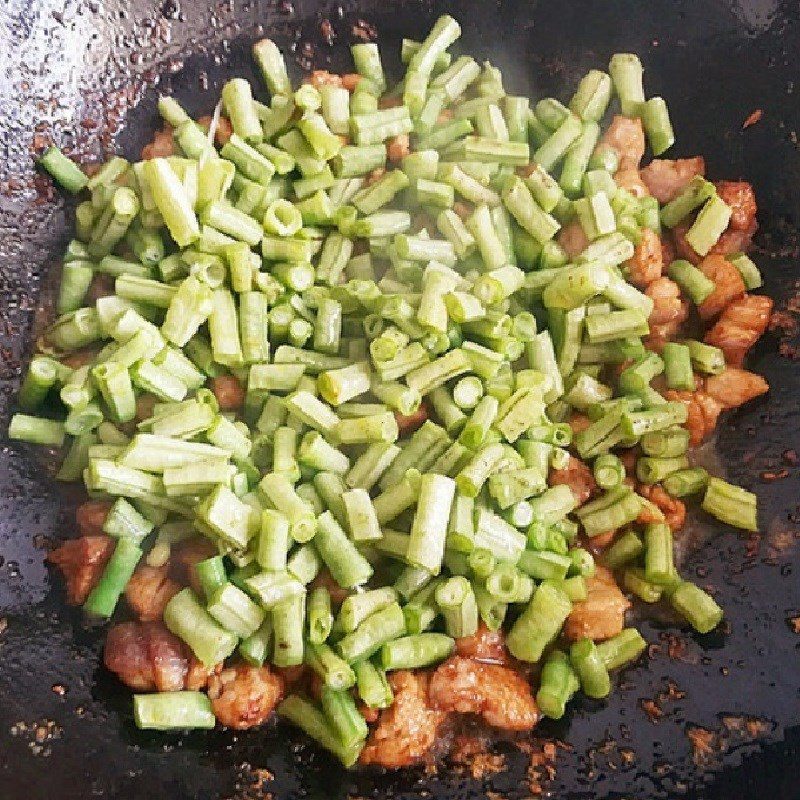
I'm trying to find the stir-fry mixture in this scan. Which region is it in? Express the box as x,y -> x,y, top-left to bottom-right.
12,15 -> 772,768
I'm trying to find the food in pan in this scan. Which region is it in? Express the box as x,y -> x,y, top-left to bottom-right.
12,14 -> 771,768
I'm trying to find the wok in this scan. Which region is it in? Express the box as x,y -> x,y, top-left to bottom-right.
1,0 -> 799,797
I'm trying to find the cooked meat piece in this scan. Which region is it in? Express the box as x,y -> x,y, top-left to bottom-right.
196,114 -> 232,146
671,181 -> 757,264
75,500 -> 112,537
135,393 -> 158,423
47,535 -> 115,605
713,180 -> 757,237
125,563 -> 181,622
645,277 -> 687,344
141,124 -> 175,159
394,400 -> 429,437
428,656 -> 539,731
704,294 -> 773,366
697,255 -> 746,321
210,374 -> 245,412
387,133 -> 411,162
450,200 -> 470,221
359,702 -> 380,724
663,370 -> 766,446
186,659 -> 215,691
306,70 -> 343,88
365,166 -> 386,186
104,621 -> 190,692
360,671 -> 446,768
639,157 -> 705,203
171,537 -> 218,595
273,664 -> 309,690
378,95 -> 403,109
614,168 -> 650,198
642,276 -> 690,352
619,448 -> 639,476
207,664 -> 284,729
564,566 -> 630,642
646,277 -> 686,326
638,484 -> 686,531
568,412 -> 592,435
664,387 -> 724,446
557,219 -> 589,259
600,115 -> 646,171
660,235 -> 677,267
60,349 -> 99,370
341,73 -> 361,92
309,569 -> 350,606
308,672 -> 325,702
671,219 -> 701,265
587,529 -> 617,553
704,367 -> 769,408
625,228 -> 663,288
455,624 -> 509,665
86,274 -> 115,304
549,455 -> 596,505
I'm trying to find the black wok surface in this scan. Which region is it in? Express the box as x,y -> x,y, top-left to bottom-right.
1,0 -> 799,797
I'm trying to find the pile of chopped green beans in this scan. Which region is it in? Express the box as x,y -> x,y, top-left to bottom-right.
12,14 -> 762,765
